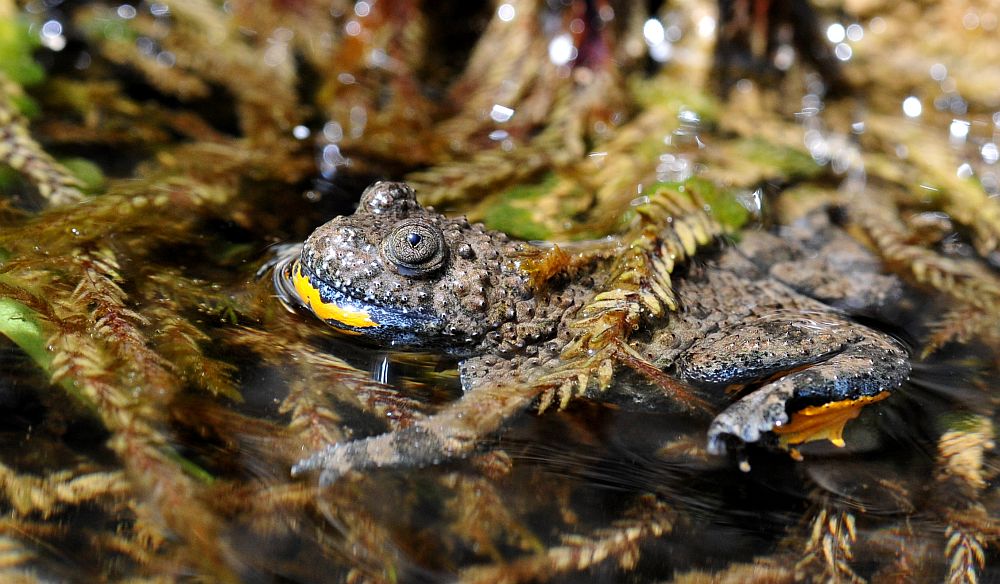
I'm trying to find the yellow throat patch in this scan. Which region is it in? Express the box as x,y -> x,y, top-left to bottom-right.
292,265 -> 379,329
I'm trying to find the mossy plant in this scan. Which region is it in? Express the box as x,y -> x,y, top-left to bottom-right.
0,17 -> 43,87
0,0 -> 997,582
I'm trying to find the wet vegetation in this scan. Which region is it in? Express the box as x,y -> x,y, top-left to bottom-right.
0,0 -> 998,582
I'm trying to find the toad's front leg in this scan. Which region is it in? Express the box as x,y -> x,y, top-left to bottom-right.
292,367 -> 540,485
672,315 -> 910,455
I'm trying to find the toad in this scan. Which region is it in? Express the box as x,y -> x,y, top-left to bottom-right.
279,181 -> 910,484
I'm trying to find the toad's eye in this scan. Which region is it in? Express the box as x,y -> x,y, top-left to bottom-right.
382,219 -> 447,276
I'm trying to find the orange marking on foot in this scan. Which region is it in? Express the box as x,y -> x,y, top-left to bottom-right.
774,391 -> 891,452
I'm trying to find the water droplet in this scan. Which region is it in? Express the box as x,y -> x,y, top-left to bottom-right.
902,96 -> 922,118
737,188 -> 763,216
643,18 -> 665,45
264,42 -> 288,67
271,27 -> 293,43
834,43 -> 852,61
962,10 -> 980,30
117,4 -> 137,19
497,3 -> 515,22
370,354 -> 390,384
939,95 -> 966,116
155,51 -> 176,67
678,109 -> 700,125
320,144 -> 349,178
39,19 -> 66,50
323,121 -> 343,143
41,20 -> 62,38
697,15 -> 716,38
548,33 -> 577,66
774,45 -> 795,71
136,36 -> 155,55
982,143 -> 999,165
826,23 -> 846,43
650,41 -> 673,63
349,105 -> 367,139
949,119 -> 970,144
490,104 -> 514,123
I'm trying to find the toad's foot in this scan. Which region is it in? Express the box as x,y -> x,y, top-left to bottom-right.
292,380 -> 541,485
292,425 -> 462,486
706,330 -> 909,455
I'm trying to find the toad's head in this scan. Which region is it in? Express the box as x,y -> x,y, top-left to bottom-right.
291,182 -> 533,354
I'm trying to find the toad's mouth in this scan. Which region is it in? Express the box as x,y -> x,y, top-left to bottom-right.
285,260 -> 443,339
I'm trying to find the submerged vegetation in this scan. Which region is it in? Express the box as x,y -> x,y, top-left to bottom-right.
0,0 -> 998,581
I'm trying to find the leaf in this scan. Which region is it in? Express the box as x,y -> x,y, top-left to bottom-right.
59,157 -> 106,194
0,297 -> 52,370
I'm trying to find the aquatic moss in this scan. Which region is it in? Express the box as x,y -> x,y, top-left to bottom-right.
938,412 -> 995,435
631,78 -> 721,126
483,204 -> 551,241
59,157 -> 105,194
481,177 -> 557,240
735,137 -> 822,180
0,164 -> 20,188
669,178 -> 750,232
614,179 -> 751,234
0,18 -> 43,87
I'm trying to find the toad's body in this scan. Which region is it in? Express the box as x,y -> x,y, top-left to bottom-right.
286,182 -> 909,482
